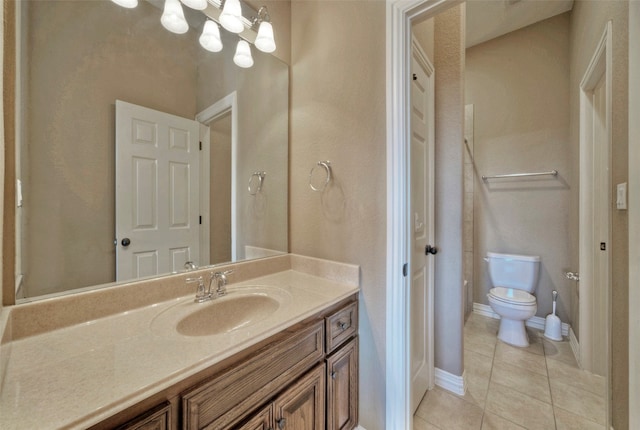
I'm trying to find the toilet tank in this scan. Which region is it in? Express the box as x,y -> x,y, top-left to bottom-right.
486,252 -> 540,293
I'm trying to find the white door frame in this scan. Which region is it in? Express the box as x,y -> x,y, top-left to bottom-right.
578,20 -> 611,423
579,21 -> 613,376
196,92 -> 239,262
385,0 -> 462,428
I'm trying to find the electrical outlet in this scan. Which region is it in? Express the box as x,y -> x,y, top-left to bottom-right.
617,182 -> 627,210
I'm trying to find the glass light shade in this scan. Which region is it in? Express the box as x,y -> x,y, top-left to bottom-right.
254,21 -> 276,53
180,0 -> 207,10
161,0 -> 189,34
111,0 -> 138,8
219,0 -> 244,33
233,40 -> 254,68
199,20 -> 223,52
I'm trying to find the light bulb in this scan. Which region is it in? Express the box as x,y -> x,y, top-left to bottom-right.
110,0 -> 138,8
199,20 -> 223,52
180,0 -> 207,10
161,0 -> 189,34
219,0 -> 244,34
233,40 -> 254,68
254,21 -> 276,53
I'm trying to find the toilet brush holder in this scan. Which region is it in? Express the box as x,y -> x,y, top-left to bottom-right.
544,290 -> 563,341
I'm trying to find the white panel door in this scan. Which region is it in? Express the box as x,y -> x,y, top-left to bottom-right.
116,100 -> 200,281
410,39 -> 435,413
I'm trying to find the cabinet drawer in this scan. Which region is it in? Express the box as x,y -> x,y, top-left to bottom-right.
182,321 -> 324,430
325,302 -> 358,353
116,402 -> 171,430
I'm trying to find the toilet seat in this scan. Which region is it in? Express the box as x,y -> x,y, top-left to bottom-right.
488,287 -> 536,306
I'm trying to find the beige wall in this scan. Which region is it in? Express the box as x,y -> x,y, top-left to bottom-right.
465,13 -> 573,323
433,4 -> 465,376
289,1 -> 386,428
568,1 -> 629,427
0,0 -> 4,313
628,2 -> 639,428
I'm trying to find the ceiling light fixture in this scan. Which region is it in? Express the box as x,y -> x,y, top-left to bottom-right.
253,7 -> 276,53
111,0 -> 275,68
219,0 -> 245,34
199,20 -> 223,52
233,39 -> 254,68
161,0 -> 189,34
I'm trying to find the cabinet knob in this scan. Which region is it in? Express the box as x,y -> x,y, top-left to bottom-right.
331,371 -> 337,379
277,418 -> 286,429
338,321 -> 348,330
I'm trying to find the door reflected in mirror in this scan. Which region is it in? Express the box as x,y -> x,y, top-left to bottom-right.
15,0 -> 288,299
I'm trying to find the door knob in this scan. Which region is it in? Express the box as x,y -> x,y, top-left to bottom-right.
425,245 -> 438,255
121,238 -> 131,247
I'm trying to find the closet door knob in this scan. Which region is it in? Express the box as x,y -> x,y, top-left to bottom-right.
121,238 -> 131,247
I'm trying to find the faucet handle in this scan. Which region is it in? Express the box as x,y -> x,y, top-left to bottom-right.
187,276 -> 210,303
212,270 -> 234,296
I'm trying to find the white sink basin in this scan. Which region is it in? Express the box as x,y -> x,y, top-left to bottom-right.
151,285 -> 292,338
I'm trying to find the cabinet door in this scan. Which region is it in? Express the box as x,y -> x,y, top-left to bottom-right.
326,338 -> 358,430
273,364 -> 325,430
233,404 -> 273,430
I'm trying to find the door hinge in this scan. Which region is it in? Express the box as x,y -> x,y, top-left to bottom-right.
199,215 -> 202,225
402,263 -> 408,277
199,141 -> 202,150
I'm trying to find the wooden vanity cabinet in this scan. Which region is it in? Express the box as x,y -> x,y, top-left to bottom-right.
96,296 -> 358,430
236,364 -> 326,430
326,338 -> 358,430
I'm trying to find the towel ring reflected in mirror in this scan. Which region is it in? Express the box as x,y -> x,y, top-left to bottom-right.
309,160 -> 332,192
248,171 -> 266,195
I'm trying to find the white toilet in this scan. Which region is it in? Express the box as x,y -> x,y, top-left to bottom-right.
486,252 -> 540,347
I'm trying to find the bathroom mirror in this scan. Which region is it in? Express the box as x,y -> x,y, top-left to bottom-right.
14,0 -> 288,299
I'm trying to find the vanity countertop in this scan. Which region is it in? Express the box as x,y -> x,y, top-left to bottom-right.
0,264 -> 359,429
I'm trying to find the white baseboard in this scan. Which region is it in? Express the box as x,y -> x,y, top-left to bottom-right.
569,327 -> 581,367
473,303 -> 570,337
435,368 -> 466,396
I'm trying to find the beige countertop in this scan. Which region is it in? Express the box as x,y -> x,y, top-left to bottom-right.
0,256 -> 359,429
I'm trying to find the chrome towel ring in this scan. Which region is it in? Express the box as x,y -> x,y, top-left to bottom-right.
248,171 -> 266,195
309,161 -> 332,192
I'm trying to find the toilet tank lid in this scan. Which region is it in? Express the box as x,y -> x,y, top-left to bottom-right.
487,252 -> 540,262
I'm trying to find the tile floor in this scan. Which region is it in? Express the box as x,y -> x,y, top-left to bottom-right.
414,313 -> 606,430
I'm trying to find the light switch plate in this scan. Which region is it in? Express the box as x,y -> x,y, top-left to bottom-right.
617,182 -> 627,210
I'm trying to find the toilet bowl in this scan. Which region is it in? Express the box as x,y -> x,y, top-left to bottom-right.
488,287 -> 537,347
485,252 -> 540,347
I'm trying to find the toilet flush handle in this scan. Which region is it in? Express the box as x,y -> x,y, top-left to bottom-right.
565,271 -> 580,281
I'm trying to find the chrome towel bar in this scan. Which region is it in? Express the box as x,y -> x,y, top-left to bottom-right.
482,170 -> 558,181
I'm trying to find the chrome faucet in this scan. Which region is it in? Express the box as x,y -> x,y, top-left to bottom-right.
211,270 -> 234,297
187,270 -> 234,303
186,276 -> 211,303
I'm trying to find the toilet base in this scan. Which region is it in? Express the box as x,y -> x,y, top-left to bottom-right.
497,318 -> 530,347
